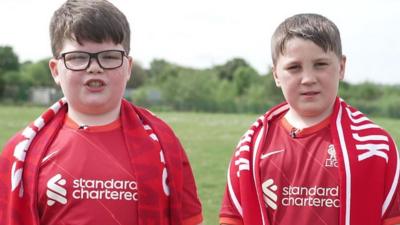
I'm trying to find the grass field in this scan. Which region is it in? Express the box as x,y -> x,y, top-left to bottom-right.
1,105 -> 400,224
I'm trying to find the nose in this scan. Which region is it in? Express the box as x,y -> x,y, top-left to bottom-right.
86,57 -> 104,73
300,68 -> 317,85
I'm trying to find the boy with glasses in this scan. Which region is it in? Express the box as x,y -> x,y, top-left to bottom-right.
219,13 -> 400,225
0,1 -> 203,225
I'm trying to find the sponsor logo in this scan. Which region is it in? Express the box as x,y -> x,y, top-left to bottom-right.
281,185 -> 340,208
262,178 -> 340,210
72,178 -> 138,201
47,174 -> 67,206
325,144 -> 338,167
47,175 -> 138,207
262,179 -> 278,209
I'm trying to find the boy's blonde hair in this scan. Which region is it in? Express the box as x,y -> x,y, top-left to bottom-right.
271,13 -> 342,65
50,0 -> 131,57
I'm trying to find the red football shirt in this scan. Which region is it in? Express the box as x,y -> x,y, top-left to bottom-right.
37,116 -> 201,225
259,115 -> 339,225
220,114 -> 400,225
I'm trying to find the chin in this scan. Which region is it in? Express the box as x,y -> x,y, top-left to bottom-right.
297,105 -> 323,115
82,96 -> 115,106
84,106 -> 115,115
305,107 -> 332,118
73,101 -> 113,113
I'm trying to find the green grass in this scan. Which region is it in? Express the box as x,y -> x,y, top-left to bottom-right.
1,105 -> 400,224
157,112 -> 256,224
0,105 -> 45,147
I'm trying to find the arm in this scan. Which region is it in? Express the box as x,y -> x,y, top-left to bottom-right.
180,149 -> 203,225
219,186 -> 244,225
382,135 -> 400,225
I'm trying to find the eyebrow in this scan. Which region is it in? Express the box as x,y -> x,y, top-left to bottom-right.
312,57 -> 333,62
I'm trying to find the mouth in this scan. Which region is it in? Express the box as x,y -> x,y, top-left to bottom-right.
301,91 -> 320,96
85,79 -> 105,88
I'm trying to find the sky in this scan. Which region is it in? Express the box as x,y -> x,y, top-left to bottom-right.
0,0 -> 399,84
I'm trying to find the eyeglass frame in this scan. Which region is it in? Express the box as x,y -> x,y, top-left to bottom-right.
56,49 -> 129,71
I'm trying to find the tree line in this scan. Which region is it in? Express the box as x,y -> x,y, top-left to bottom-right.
1,46 -> 400,118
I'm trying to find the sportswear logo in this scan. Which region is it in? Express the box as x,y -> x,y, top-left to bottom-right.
325,144 -> 338,167
261,150 -> 284,160
47,174 -> 67,206
262,178 -> 278,210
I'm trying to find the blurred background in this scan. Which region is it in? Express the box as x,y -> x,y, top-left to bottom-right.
1,0 -> 399,224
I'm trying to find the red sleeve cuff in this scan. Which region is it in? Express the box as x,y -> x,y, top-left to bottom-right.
383,215 -> 400,225
183,213 -> 203,225
219,216 -> 243,225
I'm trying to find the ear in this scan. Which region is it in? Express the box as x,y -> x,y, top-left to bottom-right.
126,56 -> 133,82
49,58 -> 61,85
272,66 -> 281,87
338,55 -> 346,81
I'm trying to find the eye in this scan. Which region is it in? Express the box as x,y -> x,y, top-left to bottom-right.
65,53 -> 88,61
101,55 -> 120,60
100,51 -> 122,60
286,64 -> 301,71
315,62 -> 329,68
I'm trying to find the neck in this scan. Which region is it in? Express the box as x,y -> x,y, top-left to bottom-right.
284,107 -> 333,129
67,104 -> 121,126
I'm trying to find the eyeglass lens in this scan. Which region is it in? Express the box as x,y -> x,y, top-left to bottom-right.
63,50 -> 124,70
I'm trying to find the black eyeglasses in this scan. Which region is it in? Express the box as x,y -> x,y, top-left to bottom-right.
57,50 -> 128,71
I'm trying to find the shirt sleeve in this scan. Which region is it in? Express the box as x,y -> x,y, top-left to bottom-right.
219,217 -> 244,225
181,151 -> 203,225
383,185 -> 400,225
219,185 -> 243,225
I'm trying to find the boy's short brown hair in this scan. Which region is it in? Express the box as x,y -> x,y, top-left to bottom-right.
50,0 -> 131,57
271,13 -> 342,65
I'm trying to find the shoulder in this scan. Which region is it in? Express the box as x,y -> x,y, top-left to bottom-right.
1,131 -> 22,158
0,131 -> 23,174
135,106 -> 159,119
134,106 -> 181,141
340,101 -> 398,160
343,101 -> 395,139
136,107 -> 172,128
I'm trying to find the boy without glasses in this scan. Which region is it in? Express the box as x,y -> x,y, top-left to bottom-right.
219,13 -> 400,225
0,0 -> 203,224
